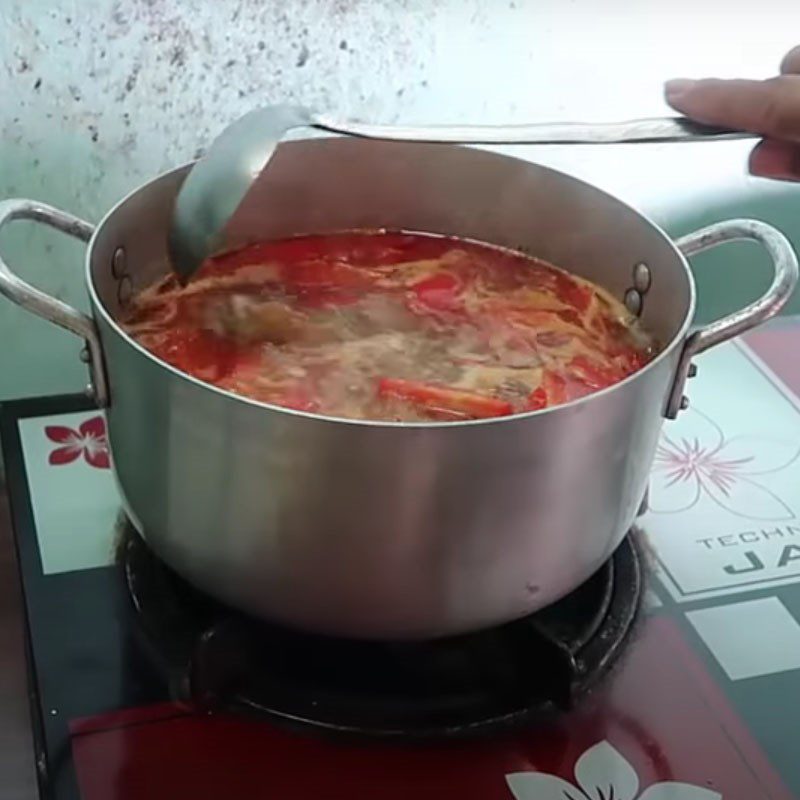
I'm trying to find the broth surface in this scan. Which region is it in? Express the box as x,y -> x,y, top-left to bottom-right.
123,232 -> 656,421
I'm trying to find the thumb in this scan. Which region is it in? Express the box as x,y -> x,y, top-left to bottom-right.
749,139 -> 800,182
665,76 -> 800,143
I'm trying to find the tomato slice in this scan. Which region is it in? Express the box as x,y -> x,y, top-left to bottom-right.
527,367 -> 607,410
543,371 -> 569,405
526,386 -> 549,411
527,356 -> 625,408
618,349 -> 647,375
277,387 -> 320,413
150,329 -> 239,382
409,272 -> 463,312
378,378 -> 513,419
283,260 -> 372,290
554,273 -> 593,313
281,260 -> 374,308
527,371 -> 569,410
569,355 -> 621,390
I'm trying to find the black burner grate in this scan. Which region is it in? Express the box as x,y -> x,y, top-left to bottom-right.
120,524 -> 642,740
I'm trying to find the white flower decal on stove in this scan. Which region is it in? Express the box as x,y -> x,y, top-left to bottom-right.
506,740 -> 721,800
648,406 -> 800,521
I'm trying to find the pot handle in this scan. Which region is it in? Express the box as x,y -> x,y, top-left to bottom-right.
666,218 -> 799,418
0,199 -> 109,407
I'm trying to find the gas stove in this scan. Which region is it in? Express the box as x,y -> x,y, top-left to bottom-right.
4,322 -> 800,800
120,521 -> 642,740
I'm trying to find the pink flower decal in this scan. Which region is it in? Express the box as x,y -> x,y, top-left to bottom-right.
650,407 -> 800,521
45,416 -> 110,469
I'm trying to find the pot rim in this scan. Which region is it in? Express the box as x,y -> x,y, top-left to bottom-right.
85,150 -> 696,429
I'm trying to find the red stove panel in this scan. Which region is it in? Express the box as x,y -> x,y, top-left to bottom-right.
70,616 -> 791,800
8,325 -> 800,800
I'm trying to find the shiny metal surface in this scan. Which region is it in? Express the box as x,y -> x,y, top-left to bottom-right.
320,114 -> 745,144
168,106 -> 314,281
665,220 -> 799,418
1,139 -> 796,639
168,106 -> 749,279
0,200 -> 107,407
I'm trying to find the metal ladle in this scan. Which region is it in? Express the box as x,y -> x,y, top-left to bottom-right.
168,104 -> 752,281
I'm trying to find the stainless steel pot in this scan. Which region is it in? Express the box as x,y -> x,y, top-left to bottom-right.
0,139 -> 796,639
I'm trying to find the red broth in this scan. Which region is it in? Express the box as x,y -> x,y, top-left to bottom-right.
123,232 -> 656,421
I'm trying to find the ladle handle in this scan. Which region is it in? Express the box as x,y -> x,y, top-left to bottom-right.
169,105 -> 753,282
313,115 -> 751,145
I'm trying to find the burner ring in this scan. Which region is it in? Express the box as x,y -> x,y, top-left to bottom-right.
120,524 -> 643,741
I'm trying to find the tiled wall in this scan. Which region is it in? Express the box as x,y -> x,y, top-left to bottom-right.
1,0 -> 799,399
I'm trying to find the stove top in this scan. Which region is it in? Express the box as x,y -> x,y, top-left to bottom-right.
121,523 -> 641,739
5,323 -> 800,800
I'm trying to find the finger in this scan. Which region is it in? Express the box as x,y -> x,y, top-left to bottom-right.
780,45 -> 800,75
749,139 -> 800,182
664,76 -> 800,142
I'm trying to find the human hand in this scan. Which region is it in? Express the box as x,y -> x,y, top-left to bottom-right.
665,45 -> 800,181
